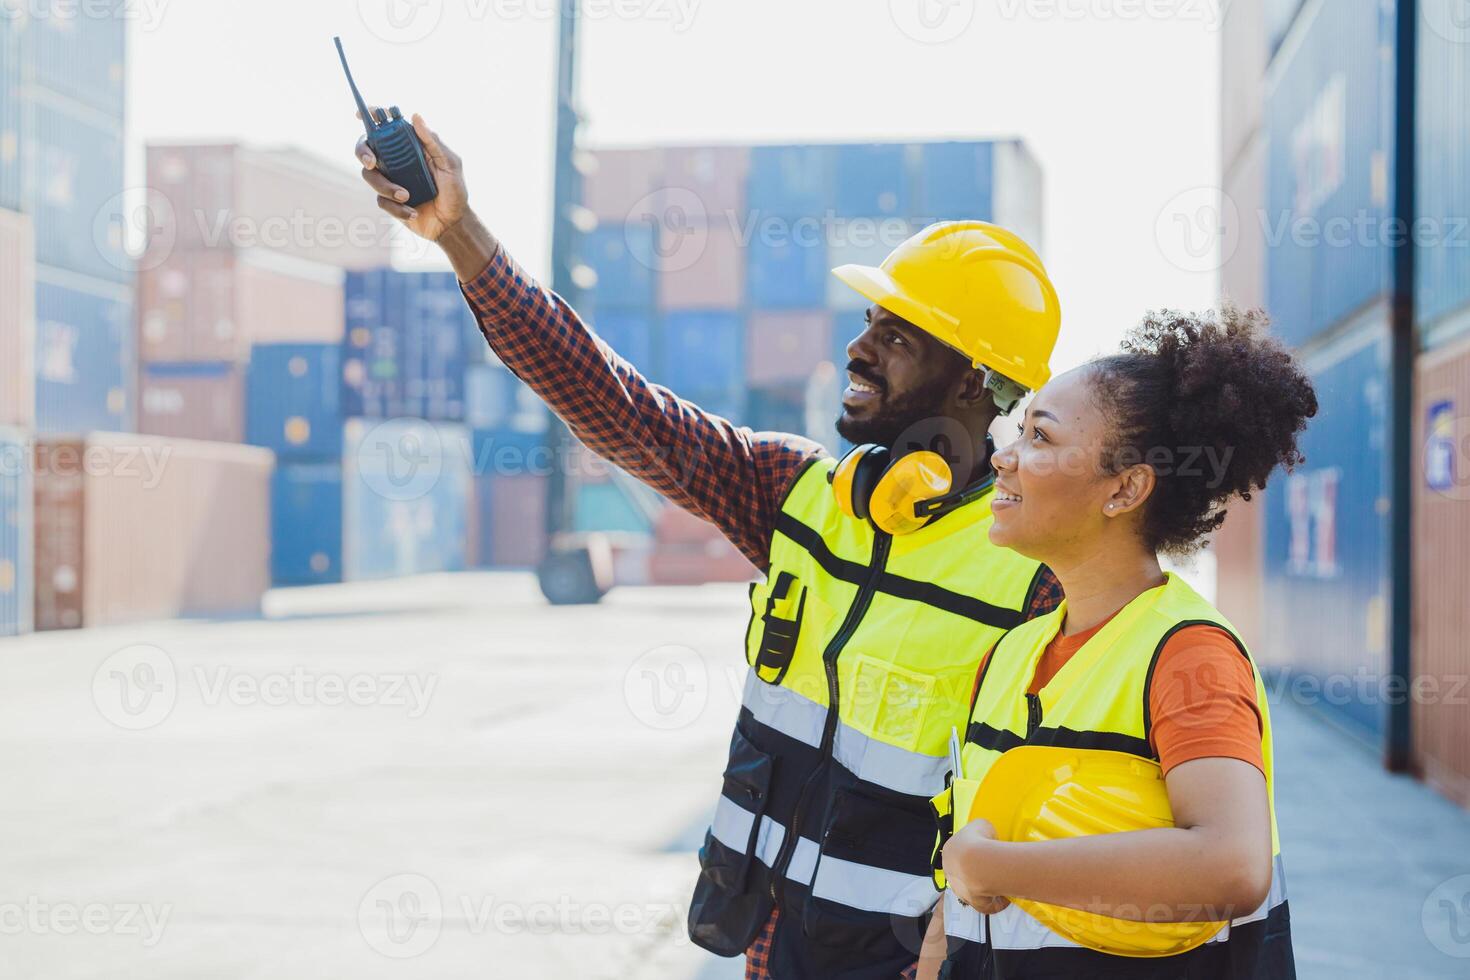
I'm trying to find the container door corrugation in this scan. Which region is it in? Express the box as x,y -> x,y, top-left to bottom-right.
1261,314 -> 1391,740
33,276 -> 132,434
0,209 -> 35,428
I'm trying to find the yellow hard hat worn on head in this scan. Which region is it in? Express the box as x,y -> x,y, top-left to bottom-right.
967,745 -> 1229,958
832,221 -> 1061,395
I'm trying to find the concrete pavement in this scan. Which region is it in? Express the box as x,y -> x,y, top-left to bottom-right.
0,573 -> 1467,978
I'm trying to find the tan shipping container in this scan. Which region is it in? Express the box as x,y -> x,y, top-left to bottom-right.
1412,335 -> 1470,808
658,219 -> 745,311
0,209 -> 35,428
33,433 -> 272,629
585,148 -> 664,222
145,143 -> 394,269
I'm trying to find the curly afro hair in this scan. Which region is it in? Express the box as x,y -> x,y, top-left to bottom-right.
1088,307 -> 1318,556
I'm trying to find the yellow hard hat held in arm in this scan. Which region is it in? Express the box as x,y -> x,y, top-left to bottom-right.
966,745 -> 1230,958
831,220 -> 1062,396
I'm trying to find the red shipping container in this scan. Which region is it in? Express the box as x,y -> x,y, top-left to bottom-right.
0,209 -> 34,428
1413,336 -> 1470,808
659,145 -> 749,223
585,148 -> 664,222
33,434 -> 272,629
138,250 -> 236,362
648,506 -> 755,585
138,364 -> 245,444
747,311 -> 832,385
658,219 -> 744,311
488,473 -> 548,568
139,250 -> 345,363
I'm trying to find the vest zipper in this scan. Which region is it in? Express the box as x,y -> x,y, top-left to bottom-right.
769,530 -> 893,906
1025,692 -> 1042,739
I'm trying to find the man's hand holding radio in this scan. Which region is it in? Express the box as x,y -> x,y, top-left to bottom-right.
358,113 -> 497,281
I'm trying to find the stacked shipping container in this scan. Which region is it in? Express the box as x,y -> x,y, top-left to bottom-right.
1211,0 -> 1401,744
138,144 -> 392,444
32,434 -> 273,628
1221,0 -> 1470,808
12,12 -> 132,435
1411,0 -> 1470,804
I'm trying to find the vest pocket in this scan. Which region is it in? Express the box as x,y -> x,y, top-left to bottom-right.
688,728 -> 777,956
800,784 -> 936,958
747,570 -> 807,685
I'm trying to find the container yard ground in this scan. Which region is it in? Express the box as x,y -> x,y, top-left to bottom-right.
0,573 -> 1466,979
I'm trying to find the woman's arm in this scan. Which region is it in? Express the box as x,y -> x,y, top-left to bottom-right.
941,756 -> 1273,923
916,898 -> 946,980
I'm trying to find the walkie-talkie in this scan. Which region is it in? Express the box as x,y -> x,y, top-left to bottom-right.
335,36 -> 439,207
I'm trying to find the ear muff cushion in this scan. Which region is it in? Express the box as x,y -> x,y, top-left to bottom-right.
831,445 -> 874,520
869,450 -> 954,535
832,445 -> 891,523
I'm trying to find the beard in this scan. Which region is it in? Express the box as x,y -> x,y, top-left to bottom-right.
835,370 -> 959,449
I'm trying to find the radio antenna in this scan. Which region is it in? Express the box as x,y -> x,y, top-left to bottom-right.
334,36 -> 377,134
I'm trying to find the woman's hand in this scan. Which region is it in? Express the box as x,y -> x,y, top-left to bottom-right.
941,818 -> 1011,915
357,113 -> 468,242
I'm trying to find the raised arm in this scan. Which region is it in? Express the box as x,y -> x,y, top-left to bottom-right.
356,115 -> 825,568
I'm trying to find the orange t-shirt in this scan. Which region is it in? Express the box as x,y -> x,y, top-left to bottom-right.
977,618 -> 1265,777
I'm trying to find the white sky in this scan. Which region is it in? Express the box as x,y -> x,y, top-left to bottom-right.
128,0 -> 1223,373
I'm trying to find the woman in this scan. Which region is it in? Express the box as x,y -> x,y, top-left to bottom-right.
919,310 -> 1316,979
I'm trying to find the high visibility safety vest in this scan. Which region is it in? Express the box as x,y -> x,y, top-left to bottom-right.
940,574 -> 1296,979
687,458 -> 1049,979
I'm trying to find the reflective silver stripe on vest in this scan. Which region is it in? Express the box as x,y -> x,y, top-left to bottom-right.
981,854 -> 1289,952
741,670 -> 952,796
943,889 -> 985,943
708,793 -> 937,917
710,794 -> 786,867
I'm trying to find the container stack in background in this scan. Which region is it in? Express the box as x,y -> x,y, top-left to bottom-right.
21,10 -> 132,436
138,144 -> 391,442
1219,0 -> 1470,810
1413,0 -> 1470,807
581,139 -> 1043,584
1217,0 -> 1396,740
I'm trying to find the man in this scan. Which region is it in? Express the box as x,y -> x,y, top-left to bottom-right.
356,116 -> 1064,979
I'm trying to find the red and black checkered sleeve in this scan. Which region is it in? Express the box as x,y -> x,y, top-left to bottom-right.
1025,564 -> 1064,619
460,246 -> 827,571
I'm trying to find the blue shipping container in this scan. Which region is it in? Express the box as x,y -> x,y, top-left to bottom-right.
0,426 -> 32,637
343,419 -> 472,580
18,7 -> 126,118
27,102 -> 129,283
833,143 -> 912,219
402,271 -> 472,421
592,309 -> 657,371
573,480 -> 653,534
470,426 -> 547,479
0,16 -> 19,212
1416,0 -> 1470,334
1262,317 -> 1390,740
247,344 -> 343,460
34,279 -> 131,433
1264,0 -> 1394,347
747,233 -> 829,309
917,142 -> 994,222
662,312 -> 743,391
342,270 -> 479,421
748,145 -> 833,217
271,462 -> 344,586
585,225 -> 656,309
